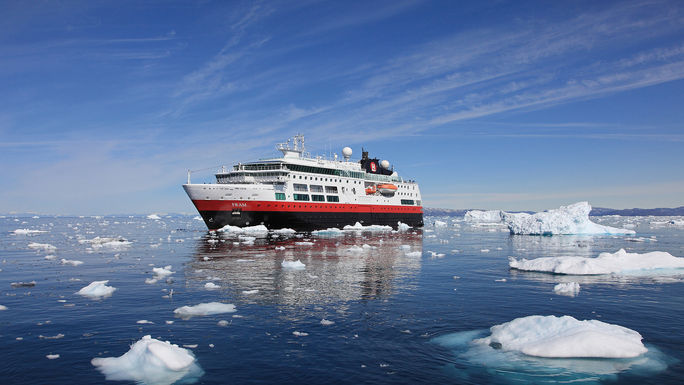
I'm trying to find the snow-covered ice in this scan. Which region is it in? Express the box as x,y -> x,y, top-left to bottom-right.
146,265 -> 174,284
146,214 -> 162,220
173,302 -> 237,318
320,319 -> 335,325
76,280 -> 117,299
554,282 -> 581,296
91,335 -> 203,385
272,228 -> 296,234
509,249 -> 684,275
474,315 -> 647,358
281,260 -> 306,270
217,224 -> 269,236
397,222 -> 411,231
434,220 -> 447,227
79,237 -> 131,249
502,202 -> 635,235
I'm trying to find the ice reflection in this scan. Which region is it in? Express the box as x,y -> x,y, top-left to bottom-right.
186,231 -> 423,305
510,235 -> 596,259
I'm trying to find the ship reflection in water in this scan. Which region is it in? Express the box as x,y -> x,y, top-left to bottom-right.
187,230 -> 424,305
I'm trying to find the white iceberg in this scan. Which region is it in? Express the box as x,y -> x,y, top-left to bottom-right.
509,249 -> 684,275
554,282 -> 580,296
474,315 -> 647,358
272,228 -> 296,234
434,220 -> 447,227
173,302 -> 237,318
464,210 -> 503,223
147,214 -> 162,220
397,222 -> 411,231
502,202 -> 635,235
28,242 -> 56,251
91,335 -> 203,385
204,282 -> 220,290
281,260 -> 306,270
46,354 -> 60,360
77,280 -> 117,299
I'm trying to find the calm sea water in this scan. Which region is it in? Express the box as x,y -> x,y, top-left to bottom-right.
1,215 -> 683,384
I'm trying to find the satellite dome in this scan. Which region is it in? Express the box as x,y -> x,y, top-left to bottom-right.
342,147 -> 352,160
380,160 -> 390,169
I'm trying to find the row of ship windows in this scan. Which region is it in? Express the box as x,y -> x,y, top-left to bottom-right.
218,171 -> 416,190
277,193 -> 340,202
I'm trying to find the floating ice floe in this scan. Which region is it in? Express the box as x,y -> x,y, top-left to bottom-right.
242,289 -> 258,295
44,255 -> 57,260
0,305 -> 7,311
217,224 -> 269,236
432,314 -> 671,383
11,281 -> 36,288
281,260 -> 306,270
293,331 -> 309,337
311,227 -> 344,236
91,335 -> 203,385
554,282 -> 581,296
77,280 -> 117,299
464,210 -> 503,223
476,315 -> 646,358
320,319 -> 335,326
273,228 -> 296,234
79,237 -> 131,250
173,302 -> 237,318
137,320 -> 154,324
12,229 -> 47,235
509,249 -> 684,275
60,258 -> 84,266
434,220 -> 447,227
146,265 -> 174,284
28,242 -> 56,251
46,354 -> 60,360
342,222 -> 392,232
147,214 -> 162,220
204,282 -> 220,290
295,241 -> 314,246
502,202 -> 635,235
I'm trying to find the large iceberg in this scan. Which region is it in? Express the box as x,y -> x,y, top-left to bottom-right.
475,315 -> 646,358
91,335 -> 203,385
464,210 -> 503,223
509,249 -> 684,275
502,202 -> 634,235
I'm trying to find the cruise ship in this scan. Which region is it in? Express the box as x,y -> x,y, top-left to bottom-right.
183,135 -> 423,230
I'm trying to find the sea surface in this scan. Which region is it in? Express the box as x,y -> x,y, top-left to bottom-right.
1,214 -> 684,384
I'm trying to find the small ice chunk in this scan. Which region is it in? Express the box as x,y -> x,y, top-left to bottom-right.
28,242 -> 56,251
166,320 -> 174,325
46,354 -> 60,360
174,302 -> 237,318
273,228 -> 296,234
509,249 -> 684,275
295,241 -> 314,246
79,237 -> 131,249
474,315 -> 647,358
480,249 -> 490,253
0,305 -> 7,310
342,222 -> 392,232
282,260 -> 306,270
293,331 -> 309,336
136,320 -> 154,324
44,255 -> 57,260
40,333 -> 65,339
204,282 -> 220,290
405,251 -> 422,257
147,214 -> 161,220
275,246 -> 286,250
146,265 -> 174,284
320,319 -> 335,326
13,229 -> 47,235
311,227 -> 344,236
60,258 -> 84,266
217,320 -> 229,327
77,280 -> 117,299
554,282 -> 581,296
91,335 -> 202,384
397,222 -> 411,231
242,289 -> 258,295
434,220 -> 447,227
11,281 -> 36,288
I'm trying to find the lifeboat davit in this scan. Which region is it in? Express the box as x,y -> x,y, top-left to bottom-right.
376,183 -> 398,195
365,185 -> 377,195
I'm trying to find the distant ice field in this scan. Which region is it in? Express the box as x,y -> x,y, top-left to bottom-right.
1,214 -> 684,384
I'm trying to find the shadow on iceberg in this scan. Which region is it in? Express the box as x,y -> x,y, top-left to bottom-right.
432,316 -> 674,384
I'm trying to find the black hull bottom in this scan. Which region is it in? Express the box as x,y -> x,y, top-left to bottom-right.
199,210 -> 423,231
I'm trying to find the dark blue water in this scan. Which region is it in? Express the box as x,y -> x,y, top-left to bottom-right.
1,215 -> 683,384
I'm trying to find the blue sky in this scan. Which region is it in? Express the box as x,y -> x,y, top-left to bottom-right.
1,0 -> 683,214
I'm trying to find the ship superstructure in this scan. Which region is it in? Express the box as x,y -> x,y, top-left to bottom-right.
183,135 -> 423,230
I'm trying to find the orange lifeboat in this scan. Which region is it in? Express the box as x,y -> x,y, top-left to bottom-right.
376,183 -> 398,195
365,185 -> 377,195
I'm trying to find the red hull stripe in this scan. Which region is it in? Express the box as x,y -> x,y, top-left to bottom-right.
192,200 -> 423,214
